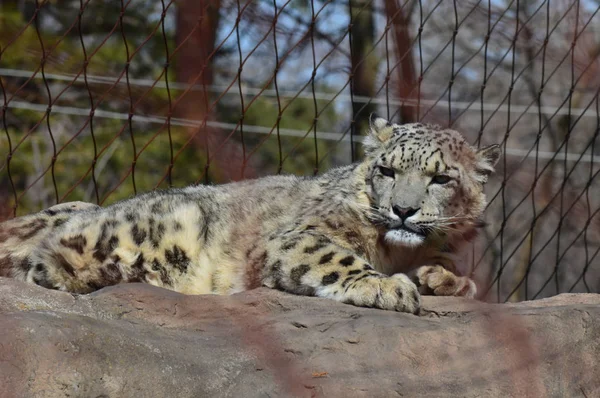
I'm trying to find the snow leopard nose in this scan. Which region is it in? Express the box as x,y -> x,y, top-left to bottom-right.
392,206 -> 419,221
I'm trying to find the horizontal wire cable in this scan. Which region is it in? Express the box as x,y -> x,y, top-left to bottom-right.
4,98 -> 599,164
1,68 -> 598,118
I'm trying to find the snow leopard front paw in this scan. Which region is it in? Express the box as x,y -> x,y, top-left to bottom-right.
342,273 -> 421,314
416,265 -> 477,299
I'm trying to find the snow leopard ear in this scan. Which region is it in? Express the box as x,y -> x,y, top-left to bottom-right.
474,144 -> 501,183
364,113 -> 395,153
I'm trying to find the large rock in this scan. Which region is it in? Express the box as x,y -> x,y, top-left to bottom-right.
0,277 -> 598,397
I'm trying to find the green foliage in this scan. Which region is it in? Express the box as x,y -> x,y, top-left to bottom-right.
231,87 -> 341,176
0,0 -> 346,216
0,117 -> 221,215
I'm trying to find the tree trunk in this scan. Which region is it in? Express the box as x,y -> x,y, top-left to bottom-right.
175,0 -> 248,182
349,0 -> 378,159
175,0 -> 221,122
384,0 -> 417,123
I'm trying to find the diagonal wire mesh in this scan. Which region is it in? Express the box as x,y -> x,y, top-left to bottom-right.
0,0 -> 599,302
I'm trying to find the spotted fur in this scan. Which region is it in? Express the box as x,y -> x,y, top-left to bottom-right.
0,116 -> 500,314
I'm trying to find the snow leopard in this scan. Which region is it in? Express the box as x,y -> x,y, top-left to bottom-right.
0,115 -> 500,314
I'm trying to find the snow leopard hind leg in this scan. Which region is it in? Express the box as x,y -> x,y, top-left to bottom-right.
0,197 -> 214,294
0,202 -> 100,285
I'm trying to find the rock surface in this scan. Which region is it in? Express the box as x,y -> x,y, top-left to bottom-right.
0,277 -> 598,397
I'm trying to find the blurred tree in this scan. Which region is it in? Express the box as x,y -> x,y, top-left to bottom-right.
384,0 -> 417,123
348,0 -> 378,160
175,0 -> 221,122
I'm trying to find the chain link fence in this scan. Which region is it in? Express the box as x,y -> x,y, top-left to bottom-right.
1,0 -> 599,302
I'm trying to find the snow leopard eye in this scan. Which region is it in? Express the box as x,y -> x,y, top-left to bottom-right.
378,166 -> 395,178
431,174 -> 452,185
